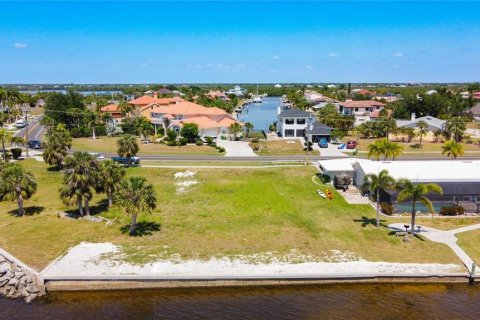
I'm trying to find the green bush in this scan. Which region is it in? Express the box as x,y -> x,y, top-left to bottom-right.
195,140 -> 204,146
250,143 -> 260,151
439,206 -> 465,216
209,142 -> 217,147
10,148 -> 22,160
319,174 -> 331,184
251,138 -> 259,143
1,151 -> 12,162
216,146 -> 225,153
380,202 -> 394,215
166,140 -> 177,147
179,137 -> 188,146
205,137 -> 213,145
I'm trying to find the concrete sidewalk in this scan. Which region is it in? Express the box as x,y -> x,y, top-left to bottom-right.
389,223 -> 480,273
217,140 -> 257,157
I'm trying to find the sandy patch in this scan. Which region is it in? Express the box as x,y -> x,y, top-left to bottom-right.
41,242 -> 464,278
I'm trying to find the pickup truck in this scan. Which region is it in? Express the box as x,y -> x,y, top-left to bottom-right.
111,156 -> 140,165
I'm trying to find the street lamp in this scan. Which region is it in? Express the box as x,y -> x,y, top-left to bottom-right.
305,115 -> 314,166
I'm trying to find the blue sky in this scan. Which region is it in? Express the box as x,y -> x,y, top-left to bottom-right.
1,1 -> 480,83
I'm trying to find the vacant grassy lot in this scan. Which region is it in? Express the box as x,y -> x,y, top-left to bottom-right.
0,160 -> 468,270
457,230 -> 480,265
72,137 -> 222,156
253,139 -> 319,156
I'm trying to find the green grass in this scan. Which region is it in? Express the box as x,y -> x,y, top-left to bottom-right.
0,159 -> 468,270
253,140 -> 320,156
72,137 -> 223,156
456,230 -> 480,265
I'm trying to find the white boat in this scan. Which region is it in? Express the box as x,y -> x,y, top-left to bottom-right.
253,96 -> 262,103
317,190 -> 326,198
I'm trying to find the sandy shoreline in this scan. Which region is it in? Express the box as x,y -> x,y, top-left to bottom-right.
41,242 -> 465,279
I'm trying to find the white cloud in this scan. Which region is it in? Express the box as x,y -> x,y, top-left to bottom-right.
272,55 -> 280,60
329,53 -> 339,58
304,64 -> 312,69
394,52 -> 403,57
14,42 -> 27,48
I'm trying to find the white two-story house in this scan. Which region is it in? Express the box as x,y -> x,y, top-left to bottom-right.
277,107 -> 332,141
338,100 -> 385,126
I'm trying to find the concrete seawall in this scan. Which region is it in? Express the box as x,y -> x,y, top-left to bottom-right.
44,273 -> 472,291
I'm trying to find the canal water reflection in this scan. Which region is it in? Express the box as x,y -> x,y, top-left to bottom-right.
1,283 -> 480,319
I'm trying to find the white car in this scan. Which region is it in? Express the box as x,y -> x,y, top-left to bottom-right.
15,119 -> 26,128
88,152 -> 105,160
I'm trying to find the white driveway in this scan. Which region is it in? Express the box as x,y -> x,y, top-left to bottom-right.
311,142 -> 346,157
217,140 -> 257,157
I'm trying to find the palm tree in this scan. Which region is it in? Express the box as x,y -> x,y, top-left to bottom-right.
441,140 -> 464,160
367,140 -> 382,161
396,179 -> 443,236
229,123 -> 242,140
0,164 -> 37,216
98,160 -> 125,206
42,124 -> 72,169
416,120 -> 428,147
117,134 -> 139,166
245,122 -> 254,138
116,176 -> 157,236
0,128 -> 13,162
60,152 -> 100,216
381,139 -> 403,160
86,111 -> 101,140
364,169 -> 396,227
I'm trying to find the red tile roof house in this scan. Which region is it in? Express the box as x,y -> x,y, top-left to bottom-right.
338,100 -> 385,126
473,92 -> 480,100
137,98 -> 242,138
100,104 -> 123,123
206,90 -> 230,101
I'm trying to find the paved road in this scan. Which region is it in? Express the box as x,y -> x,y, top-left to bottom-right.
15,115 -> 46,141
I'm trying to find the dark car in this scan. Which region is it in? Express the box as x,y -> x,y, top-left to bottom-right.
27,140 -> 42,149
346,140 -> 357,149
111,156 -> 140,165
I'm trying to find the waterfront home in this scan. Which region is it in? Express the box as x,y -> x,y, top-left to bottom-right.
396,115 -> 446,132
140,100 -> 241,138
338,100 -> 385,126
473,92 -> 480,100
226,85 -> 247,96
206,90 -> 230,101
276,107 -> 332,141
351,89 -> 376,97
100,103 -> 123,123
318,158 -> 480,213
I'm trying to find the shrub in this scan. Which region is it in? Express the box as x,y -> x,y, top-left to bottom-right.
251,138 -> 259,143
319,174 -> 331,184
209,142 -> 217,148
179,137 -> 188,146
195,140 -> 204,146
250,143 -> 260,151
10,148 -> 22,160
466,139 -> 473,144
166,140 -> 177,147
216,147 -> 225,153
1,150 -> 12,162
439,206 -> 465,216
205,137 -> 213,145
380,202 -> 394,215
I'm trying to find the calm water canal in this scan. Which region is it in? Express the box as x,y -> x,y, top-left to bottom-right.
2,284 -> 480,319
237,97 -> 280,131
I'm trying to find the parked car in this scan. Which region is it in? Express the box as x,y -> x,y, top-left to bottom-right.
111,156 -> 140,165
88,152 -> 105,160
27,140 -> 42,149
318,138 -> 328,148
15,119 -> 26,128
346,141 -> 357,149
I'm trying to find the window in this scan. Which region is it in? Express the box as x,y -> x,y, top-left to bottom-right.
355,108 -> 359,112
297,118 -> 306,125
284,129 -> 295,137
296,129 -> 304,137
285,118 -> 294,125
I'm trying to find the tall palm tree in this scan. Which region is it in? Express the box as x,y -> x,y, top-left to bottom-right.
98,160 -> 125,206
364,169 -> 396,227
381,139 -> 403,160
229,123 -> 242,140
60,152 -> 100,216
116,176 -> 157,236
396,179 -> 443,236
117,134 -> 139,165
245,122 -> 254,138
441,139 -> 464,160
416,120 -> 428,147
42,124 -> 72,168
0,164 -> 37,216
367,140 -> 382,161
0,128 -> 13,162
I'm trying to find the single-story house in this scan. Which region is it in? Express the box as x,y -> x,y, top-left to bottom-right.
277,107 -> 332,141
396,115 -> 446,132
318,158 -> 357,182
466,103 -> 480,121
